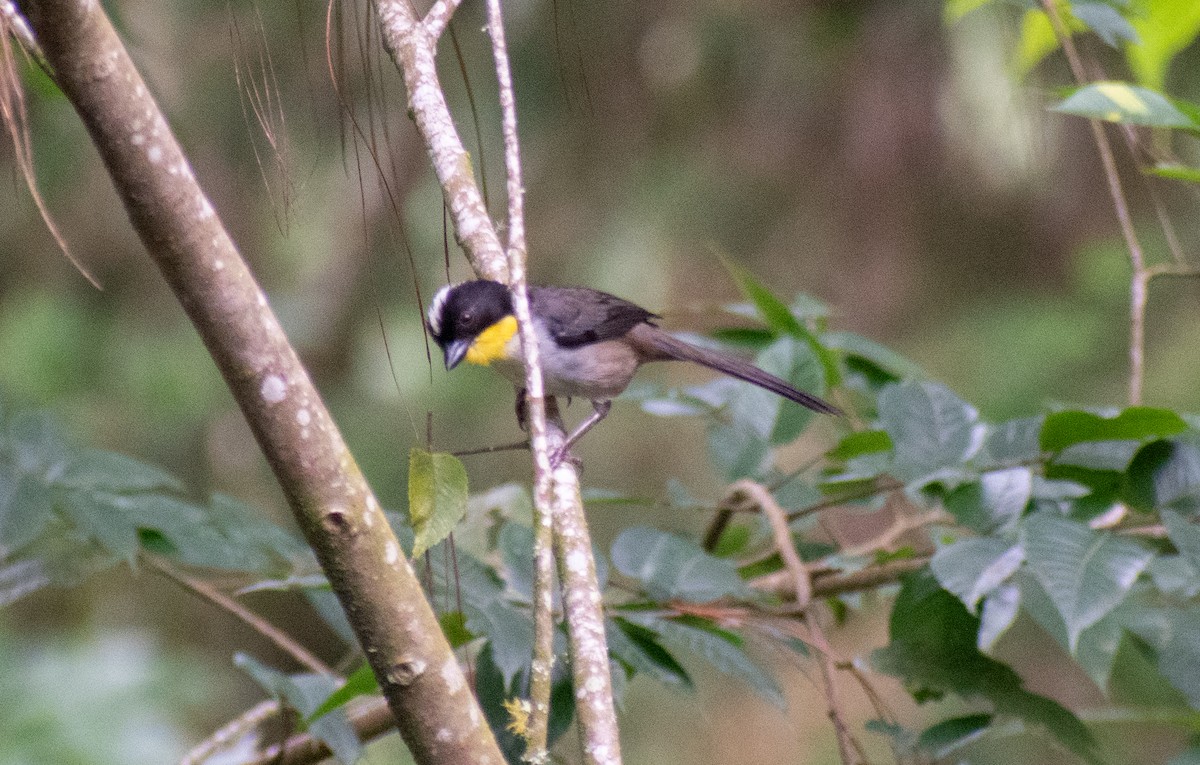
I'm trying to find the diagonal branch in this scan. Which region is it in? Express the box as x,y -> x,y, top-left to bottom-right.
145,554 -> 333,676
374,0 -> 506,280
16,2 -> 501,762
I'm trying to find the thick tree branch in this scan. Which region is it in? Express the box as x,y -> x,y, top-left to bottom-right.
17,2 -> 501,762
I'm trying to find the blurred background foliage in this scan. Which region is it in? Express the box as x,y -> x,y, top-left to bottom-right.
2,0 -> 1200,762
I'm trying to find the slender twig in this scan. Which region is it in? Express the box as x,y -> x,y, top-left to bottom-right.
180,699 -> 282,765
243,696 -> 397,765
730,480 -> 811,607
1146,263 -> 1200,280
483,0 -> 562,759
836,509 -> 950,559
450,438 -> 530,457
146,555 -> 333,676
733,479 -> 862,765
788,476 -> 905,521
423,0 -> 462,41
1041,0 -> 1147,405
752,556 -> 930,600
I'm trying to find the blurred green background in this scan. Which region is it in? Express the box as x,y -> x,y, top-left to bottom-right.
2,0 -> 1199,762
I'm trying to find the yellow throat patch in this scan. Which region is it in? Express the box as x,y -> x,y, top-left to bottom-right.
466,315 -> 518,366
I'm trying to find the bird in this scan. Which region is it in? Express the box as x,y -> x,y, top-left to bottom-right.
427,279 -> 841,461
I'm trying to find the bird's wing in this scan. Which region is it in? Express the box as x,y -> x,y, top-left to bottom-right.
530,286 -> 656,348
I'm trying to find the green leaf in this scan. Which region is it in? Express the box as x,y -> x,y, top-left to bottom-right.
720,258 -> 839,387
622,611 -> 785,708
931,539 -> 1025,612
474,642 -> 575,762
308,663 -> 379,722
707,419 -> 769,481
872,572 -> 1100,762
608,617 -> 692,688
983,416 -> 1045,464
1040,407 -> 1187,452
1057,440 -> 1141,471
944,467 -> 1033,533
917,713 -> 993,759
1157,610 -> 1200,708
877,381 -> 980,483
978,583 -> 1020,652
944,0 -> 997,23
1147,163 -> 1200,184
1126,439 -> 1200,510
59,491 -> 140,565
828,430 -> 893,462
408,449 -> 469,558
1014,8 -> 1060,80
439,611 -> 474,648
823,331 -> 925,388
720,259 -> 804,337
1162,510 -> 1200,571
610,526 -> 750,602
0,474 -> 55,554
7,410 -> 70,476
1053,82 -> 1198,130
435,552 -> 533,686
1022,513 -> 1153,651
758,337 -> 823,444
1072,2 -> 1137,47
58,449 -> 183,493
1126,0 -> 1200,90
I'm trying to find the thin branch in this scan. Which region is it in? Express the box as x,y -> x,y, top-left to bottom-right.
730,479 -> 811,607
788,477 -> 904,522
1146,263 -> 1200,280
733,479 -> 862,765
146,554 -> 333,676
180,699 -> 281,765
752,556 -> 930,600
423,0 -> 462,42
483,0 -> 563,758
837,508 -> 949,559
19,2 -> 501,762
244,696 -> 397,765
450,438 -> 530,457
1041,0 -> 1147,405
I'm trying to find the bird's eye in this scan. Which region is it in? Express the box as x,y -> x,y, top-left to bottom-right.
461,311 -> 473,325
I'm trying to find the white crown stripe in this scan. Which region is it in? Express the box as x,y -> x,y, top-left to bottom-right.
427,283 -> 455,336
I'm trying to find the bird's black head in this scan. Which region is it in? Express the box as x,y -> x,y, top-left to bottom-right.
427,280 -> 514,369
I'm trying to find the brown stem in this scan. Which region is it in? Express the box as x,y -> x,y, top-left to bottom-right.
1041,0 -> 1147,405
145,555 -> 333,676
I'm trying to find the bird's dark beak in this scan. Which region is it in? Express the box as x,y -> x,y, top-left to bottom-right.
444,339 -> 471,370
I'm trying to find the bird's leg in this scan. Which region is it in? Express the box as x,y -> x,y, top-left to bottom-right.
551,399 -> 611,468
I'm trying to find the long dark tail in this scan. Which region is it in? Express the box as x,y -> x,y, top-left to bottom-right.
628,325 -> 843,415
